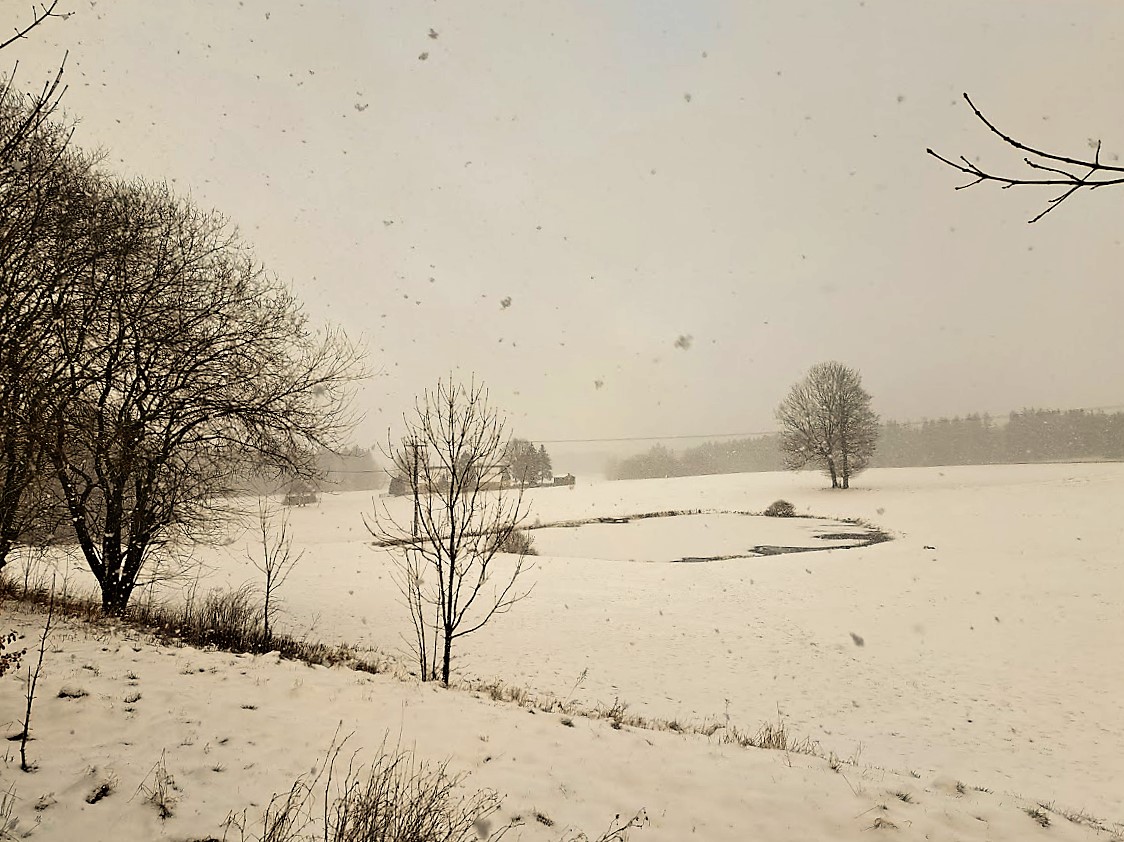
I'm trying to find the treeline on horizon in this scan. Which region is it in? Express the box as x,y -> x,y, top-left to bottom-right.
606,408 -> 1124,480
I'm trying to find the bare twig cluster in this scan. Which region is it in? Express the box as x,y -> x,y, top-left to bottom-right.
928,93 -> 1124,222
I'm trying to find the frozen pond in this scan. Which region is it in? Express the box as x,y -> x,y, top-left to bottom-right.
529,512 -> 877,562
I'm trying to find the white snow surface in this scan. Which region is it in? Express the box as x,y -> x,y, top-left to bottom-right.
1,463 -> 1122,840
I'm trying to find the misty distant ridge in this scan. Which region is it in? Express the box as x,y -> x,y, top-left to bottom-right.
607,407 -> 1124,481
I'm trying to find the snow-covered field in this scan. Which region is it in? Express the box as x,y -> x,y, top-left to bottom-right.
2,463 -> 1122,840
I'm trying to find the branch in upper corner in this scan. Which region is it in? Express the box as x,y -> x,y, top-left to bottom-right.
0,1 -> 64,53
927,92 -> 1124,222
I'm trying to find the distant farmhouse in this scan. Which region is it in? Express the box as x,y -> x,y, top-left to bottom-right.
388,470 -> 577,496
386,438 -> 570,496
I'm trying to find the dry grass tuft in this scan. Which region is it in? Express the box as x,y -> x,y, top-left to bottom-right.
135,752 -> 178,820
0,574 -> 396,677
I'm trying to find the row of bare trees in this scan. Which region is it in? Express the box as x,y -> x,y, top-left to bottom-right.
0,63 -> 363,615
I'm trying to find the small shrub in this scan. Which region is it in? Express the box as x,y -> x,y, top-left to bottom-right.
499,528 -> 537,556
1025,806 -> 1050,828
240,738 -> 645,842
322,742 -> 504,842
763,500 -> 796,518
599,697 -> 629,729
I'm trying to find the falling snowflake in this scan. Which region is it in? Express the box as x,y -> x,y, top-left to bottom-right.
500,296 -> 512,309
673,335 -> 693,350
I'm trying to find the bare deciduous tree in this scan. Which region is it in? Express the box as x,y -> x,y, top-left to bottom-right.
250,500 -> 304,647
365,378 -> 533,686
928,93 -> 1124,223
776,362 -> 878,489
43,178 -> 363,615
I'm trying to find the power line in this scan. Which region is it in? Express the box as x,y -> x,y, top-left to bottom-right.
534,430 -> 778,445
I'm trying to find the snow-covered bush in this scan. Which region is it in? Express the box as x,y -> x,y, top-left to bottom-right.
763,500 -> 796,518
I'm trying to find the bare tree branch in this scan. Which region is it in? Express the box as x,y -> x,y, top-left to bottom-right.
928,93 -> 1124,222
0,1 -> 63,53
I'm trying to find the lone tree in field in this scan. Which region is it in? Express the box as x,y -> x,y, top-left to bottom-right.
366,377 -> 533,685
928,93 -> 1124,223
776,362 -> 878,489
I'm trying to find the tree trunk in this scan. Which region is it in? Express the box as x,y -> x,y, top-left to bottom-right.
98,540 -> 139,617
100,581 -> 132,616
827,458 -> 838,488
441,630 -> 452,686
263,585 -> 271,647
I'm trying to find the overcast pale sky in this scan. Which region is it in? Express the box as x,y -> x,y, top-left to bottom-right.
9,1 -> 1124,456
